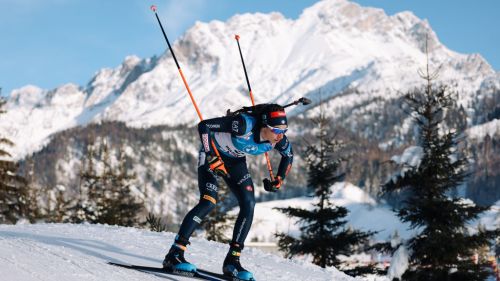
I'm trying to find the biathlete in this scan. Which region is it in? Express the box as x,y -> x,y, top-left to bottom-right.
163,103 -> 294,281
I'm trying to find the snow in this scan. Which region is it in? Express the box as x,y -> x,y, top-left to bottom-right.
241,182 -> 415,243
477,200 -> 500,231
0,187 -> 495,281
0,0 -> 498,159
388,146 -> 424,181
0,223 -> 361,281
387,245 -> 409,280
467,119 -> 500,140
390,146 -> 423,168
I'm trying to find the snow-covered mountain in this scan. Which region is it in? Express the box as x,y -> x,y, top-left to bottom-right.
1,0 -> 498,159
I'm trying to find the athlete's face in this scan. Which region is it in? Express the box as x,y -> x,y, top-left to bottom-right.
261,125 -> 287,144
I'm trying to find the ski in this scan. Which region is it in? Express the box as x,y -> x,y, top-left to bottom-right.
107,262 -> 232,281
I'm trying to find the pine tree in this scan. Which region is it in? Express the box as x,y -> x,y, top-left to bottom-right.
101,145 -> 144,227
71,139 -> 144,226
70,142 -> 102,223
22,159 -> 43,222
275,103 -> 376,274
45,184 -> 74,223
0,95 -> 30,224
383,48 -> 500,281
146,212 -> 167,232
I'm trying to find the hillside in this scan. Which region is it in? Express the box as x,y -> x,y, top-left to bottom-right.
1,0 -> 499,220
0,223 -> 364,281
1,0 -> 498,160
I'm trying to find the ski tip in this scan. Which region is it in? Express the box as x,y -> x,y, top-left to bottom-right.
150,5 -> 157,12
235,34 -> 240,40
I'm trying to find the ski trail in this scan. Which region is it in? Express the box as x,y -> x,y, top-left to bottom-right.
0,224 -> 361,281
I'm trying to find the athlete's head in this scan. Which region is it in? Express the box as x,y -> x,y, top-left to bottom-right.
259,104 -> 287,144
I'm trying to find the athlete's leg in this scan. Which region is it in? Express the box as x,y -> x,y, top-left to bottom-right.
177,150 -> 219,240
163,150 -> 219,272
221,156 -> 255,279
223,157 -> 256,247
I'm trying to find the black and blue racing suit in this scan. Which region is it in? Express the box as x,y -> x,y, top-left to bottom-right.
176,113 -> 293,248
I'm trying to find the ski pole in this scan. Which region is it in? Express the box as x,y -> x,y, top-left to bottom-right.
151,5 -> 226,169
234,34 -> 275,181
283,97 -> 312,108
151,5 -> 203,120
234,35 -> 256,105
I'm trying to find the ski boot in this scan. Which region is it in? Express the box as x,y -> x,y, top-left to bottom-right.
222,244 -> 255,281
163,237 -> 197,277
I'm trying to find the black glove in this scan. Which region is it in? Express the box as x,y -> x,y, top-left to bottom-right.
263,176 -> 282,192
207,154 -> 227,177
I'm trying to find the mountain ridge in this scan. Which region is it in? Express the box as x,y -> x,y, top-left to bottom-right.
1,0 -> 498,162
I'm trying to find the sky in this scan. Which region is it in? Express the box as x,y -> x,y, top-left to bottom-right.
0,0 -> 498,97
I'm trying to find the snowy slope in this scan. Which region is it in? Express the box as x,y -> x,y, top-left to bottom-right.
1,0 -> 498,159
468,119 -> 500,140
0,192 -> 495,281
239,182 -> 497,248
477,200 -> 500,230
242,182 -> 414,243
0,223 -> 362,281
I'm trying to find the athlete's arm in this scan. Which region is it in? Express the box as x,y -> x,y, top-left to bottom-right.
274,135 -> 293,180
